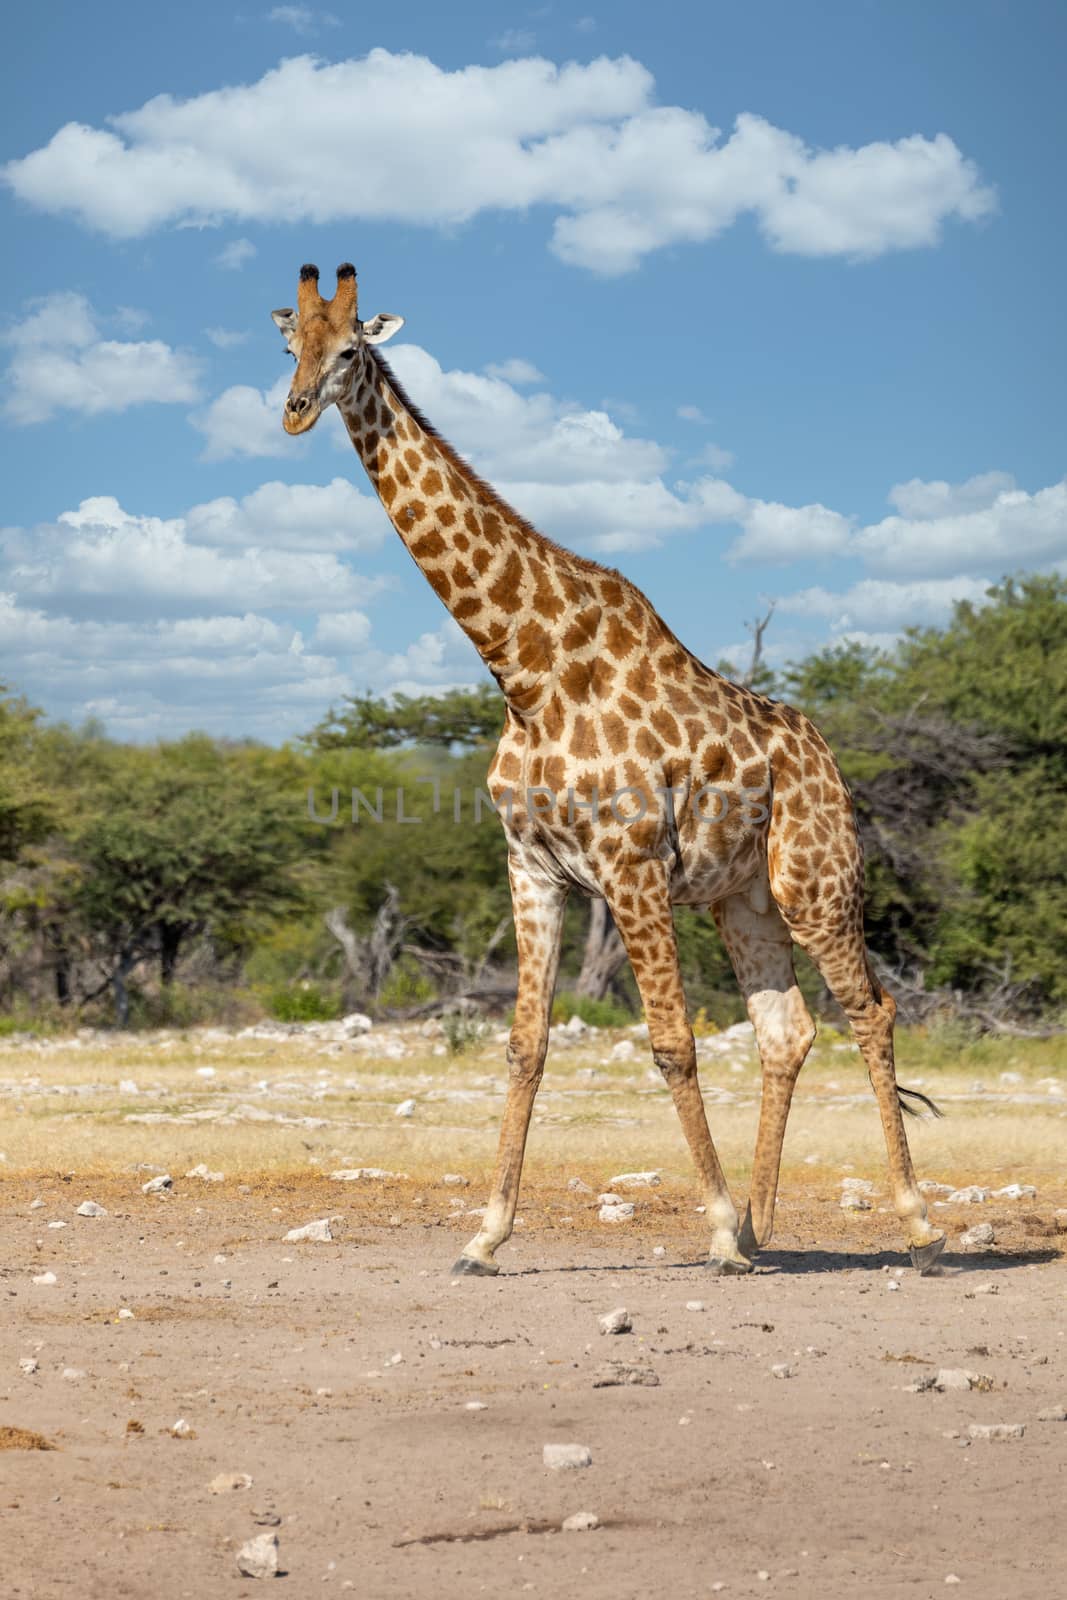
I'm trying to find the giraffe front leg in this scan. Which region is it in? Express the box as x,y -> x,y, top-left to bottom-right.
452,862 -> 567,1276
607,865 -> 751,1274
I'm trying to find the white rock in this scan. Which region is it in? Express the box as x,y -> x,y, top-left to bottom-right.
32,1271 -> 57,1285
285,1218 -> 334,1242
599,1201 -> 635,1223
442,1174 -> 469,1186
18,1357 -> 39,1375
992,1184 -> 1037,1200
841,1177 -> 875,1194
968,1423 -> 1024,1441
141,1174 -> 173,1195
597,1192 -> 623,1205
62,1367 -> 86,1381
395,1099 -> 417,1118
543,1443 -> 593,1471
47,1220 -> 67,1229
330,1168 -> 408,1182
686,1300 -> 705,1312
1037,1406 -> 1067,1422
342,1011 -> 373,1035
464,1401 -> 487,1412
195,1066 -> 215,1078
959,1222 -> 996,1248
934,1369 -> 992,1392
652,1245 -> 666,1258
76,1200 -> 108,1217
119,1079 -> 138,1094
609,1039 -> 636,1062
947,1186 -> 989,1204
563,1014 -> 589,1035
919,1180 -> 955,1195
771,1364 -> 795,1380
609,1170 -> 662,1189
598,1307 -> 632,1335
840,1191 -> 872,1211
562,1511 -> 599,1532
236,1532 -> 279,1579
185,1163 -> 224,1182
566,1177 -> 593,1194
171,1418 -> 194,1437
209,1471 -> 253,1493
118,1307 -> 135,1320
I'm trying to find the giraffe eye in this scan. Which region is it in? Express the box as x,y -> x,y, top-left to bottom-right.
338,347 -> 357,360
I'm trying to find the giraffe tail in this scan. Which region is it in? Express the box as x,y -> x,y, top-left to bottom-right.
896,1084 -> 945,1120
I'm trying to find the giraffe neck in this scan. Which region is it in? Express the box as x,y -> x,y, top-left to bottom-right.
337,348 -> 599,714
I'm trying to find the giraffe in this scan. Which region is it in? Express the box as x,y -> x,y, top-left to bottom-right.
271,262 -> 947,1278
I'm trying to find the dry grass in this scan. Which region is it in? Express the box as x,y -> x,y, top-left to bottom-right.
1,1024 -> 1064,1207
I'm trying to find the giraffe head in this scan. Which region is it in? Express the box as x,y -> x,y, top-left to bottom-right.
272,263 -> 404,435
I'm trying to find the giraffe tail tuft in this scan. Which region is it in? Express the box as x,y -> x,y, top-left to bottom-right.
896,1084 -> 945,1120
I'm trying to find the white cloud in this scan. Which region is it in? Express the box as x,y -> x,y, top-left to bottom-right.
778,575 -> 994,631
186,477 -> 388,552
691,441 -> 735,471
191,374 -> 297,460
854,474 -> 1067,578
313,609 -> 374,652
483,357 -> 545,385
267,6 -> 340,34
726,497 -> 855,564
204,326 -> 250,349
677,403 -> 710,424
3,494 -> 378,618
214,237 -> 257,270
2,51 -> 995,273
1,291 -> 201,423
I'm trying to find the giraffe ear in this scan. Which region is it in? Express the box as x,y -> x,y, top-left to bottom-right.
271,308 -> 298,337
361,312 -> 404,346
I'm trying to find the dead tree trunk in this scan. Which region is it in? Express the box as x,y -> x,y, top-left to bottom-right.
575,898 -> 628,1000
325,882 -> 404,1008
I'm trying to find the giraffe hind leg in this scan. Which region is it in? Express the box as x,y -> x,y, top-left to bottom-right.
713,889 -> 816,1255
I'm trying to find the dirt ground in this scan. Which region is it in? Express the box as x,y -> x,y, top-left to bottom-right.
2,1173 -> 1065,1600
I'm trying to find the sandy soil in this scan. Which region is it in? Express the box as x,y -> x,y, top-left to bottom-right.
2,1175 -> 1064,1600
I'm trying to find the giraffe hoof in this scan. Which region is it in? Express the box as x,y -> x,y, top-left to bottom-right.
738,1209 -> 761,1260
909,1235 -> 947,1275
705,1254 -> 754,1276
450,1255 -> 499,1277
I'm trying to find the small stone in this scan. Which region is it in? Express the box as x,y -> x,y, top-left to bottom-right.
597,1307 -> 632,1335
170,1418 -> 194,1437
395,1098 -> 416,1117
464,1401 -> 487,1411
841,1177 -> 875,1194
840,1191 -> 872,1211
185,1163 -> 224,1182
118,1308 -> 135,1320
29,1197 -> 44,1210
208,1471 -> 253,1494
934,1369 -> 994,1393
76,1200 -> 107,1217
342,1011 -> 373,1035
141,1174 -> 173,1195
236,1531 -> 279,1579
945,1577 -> 961,1586
384,1352 -> 404,1367
285,1218 -> 333,1242
47,1220 -> 66,1229
566,1176 -> 593,1194
771,1364 -> 794,1379
652,1245 -> 666,1258
62,1367 -> 86,1381
561,1511 -> 599,1532
959,1222 -> 995,1248
887,1280 -> 900,1292
563,1014 -> 589,1035
18,1357 -> 39,1375
609,1039 -> 636,1061
947,1186 -> 989,1204
442,1174 -> 469,1186
1037,1406 -> 1067,1422
686,1300 -> 705,1312
992,1183 -> 1036,1200
919,1180 -> 955,1196
968,1422 -> 1024,1441
543,1443 -> 592,1471
592,1364 -> 660,1388
32,1271 -> 57,1286
598,1201 -> 635,1223
608,1170 -> 662,1189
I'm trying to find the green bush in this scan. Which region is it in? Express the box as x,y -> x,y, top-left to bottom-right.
265,982 -> 341,1023
552,991 -> 635,1029
441,1009 -> 490,1055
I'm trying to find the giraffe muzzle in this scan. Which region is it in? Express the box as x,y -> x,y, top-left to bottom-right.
283,391 -> 319,434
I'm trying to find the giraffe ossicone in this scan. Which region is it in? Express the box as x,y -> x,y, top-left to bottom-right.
270,261 -> 946,1279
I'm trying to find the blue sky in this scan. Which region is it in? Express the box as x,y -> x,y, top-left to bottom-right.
1,0 -> 1064,740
